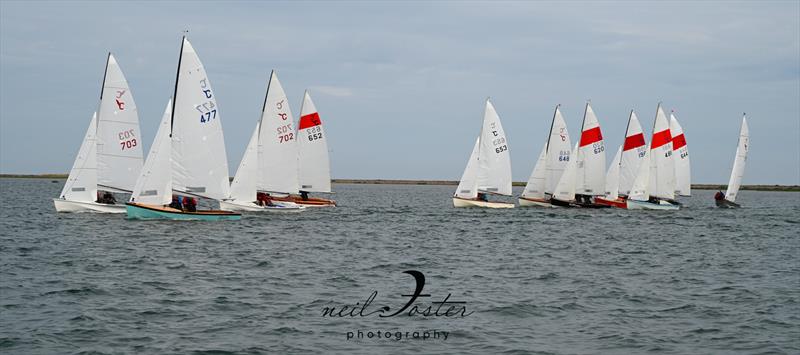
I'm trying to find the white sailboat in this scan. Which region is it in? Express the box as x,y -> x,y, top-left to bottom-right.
595,110 -> 647,208
550,142 -> 580,206
627,103 -> 679,210
453,99 -> 514,208
716,114 -> 749,208
519,105 -> 572,207
126,37 -> 240,220
670,112 -> 691,197
54,53 -> 144,213
270,90 -> 336,207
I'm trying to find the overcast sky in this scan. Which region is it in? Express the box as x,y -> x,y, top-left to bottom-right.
1,1 -> 798,184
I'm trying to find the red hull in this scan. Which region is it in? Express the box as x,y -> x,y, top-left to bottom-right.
270,195 -> 336,207
594,197 -> 627,209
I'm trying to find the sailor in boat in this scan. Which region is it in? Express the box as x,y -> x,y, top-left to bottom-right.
256,192 -> 276,207
169,195 -> 183,210
714,190 -> 725,203
477,192 -> 488,202
300,191 -> 309,201
184,197 -> 197,212
96,191 -> 117,205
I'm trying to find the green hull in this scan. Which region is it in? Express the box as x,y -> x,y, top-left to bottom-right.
126,203 -> 241,221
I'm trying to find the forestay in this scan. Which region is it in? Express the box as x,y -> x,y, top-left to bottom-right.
575,103 -> 606,196
670,113 -> 691,196
130,100 -> 173,206
171,38 -> 231,200
258,71 -> 300,194
96,53 -> 143,192
725,115 -> 749,202
297,91 -> 331,193
61,113 -> 98,202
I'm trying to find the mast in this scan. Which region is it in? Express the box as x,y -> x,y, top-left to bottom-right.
545,104 -> 559,153
261,70 -> 275,114
170,36 -> 186,134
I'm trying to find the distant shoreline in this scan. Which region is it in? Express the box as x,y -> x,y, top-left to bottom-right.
2,174 -> 798,192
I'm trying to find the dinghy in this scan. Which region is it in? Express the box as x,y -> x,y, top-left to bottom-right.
54,53 -> 144,213
518,105 -> 572,207
453,99 -> 514,208
626,104 -> 679,210
549,142 -> 580,207
126,37 -> 240,220
269,90 -> 335,207
219,119 -> 304,212
569,102 -> 610,208
595,110 -> 647,208
716,114 -> 749,208
670,112 -> 691,198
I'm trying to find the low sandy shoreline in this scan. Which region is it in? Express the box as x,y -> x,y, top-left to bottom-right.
3,174 -> 798,192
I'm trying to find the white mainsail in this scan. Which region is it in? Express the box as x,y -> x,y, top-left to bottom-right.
521,143 -> 547,199
619,111 -> 647,196
552,142 -> 580,202
648,104 -> 675,200
725,115 -> 749,202
96,53 -> 144,192
575,103 -> 606,196
130,99 -> 173,206
258,71 -> 300,194
229,121 -> 261,202
170,37 -> 231,200
670,112 -> 691,196
297,91 -> 331,193
628,142 -> 652,201
454,137 -> 480,199
545,105 -> 572,194
477,99 -> 512,196
604,145 -> 622,200
60,112 -> 98,202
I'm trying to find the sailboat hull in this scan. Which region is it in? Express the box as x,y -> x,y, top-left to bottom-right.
452,197 -> 514,208
518,196 -> 557,208
715,199 -> 741,208
219,200 -> 306,212
53,198 -> 127,213
626,199 -> 680,210
125,202 -> 241,220
270,195 -> 336,207
594,197 -> 628,209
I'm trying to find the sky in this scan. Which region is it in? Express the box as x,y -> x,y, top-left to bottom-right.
1,0 -> 798,184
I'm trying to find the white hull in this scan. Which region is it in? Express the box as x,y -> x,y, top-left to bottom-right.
626,199 -> 680,210
518,197 -> 557,208
53,198 -> 127,213
452,197 -> 515,208
219,200 -> 305,212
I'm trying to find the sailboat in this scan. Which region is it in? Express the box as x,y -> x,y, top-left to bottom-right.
453,99 -> 514,208
595,110 -> 647,208
54,53 -> 144,213
716,114 -> 749,208
518,105 -> 572,207
126,37 -> 240,220
670,112 -> 691,198
551,102 -> 609,208
219,71 -> 305,212
626,103 -> 680,210
269,90 -> 336,207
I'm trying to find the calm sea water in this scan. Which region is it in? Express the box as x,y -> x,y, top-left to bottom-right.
1,178 -> 798,354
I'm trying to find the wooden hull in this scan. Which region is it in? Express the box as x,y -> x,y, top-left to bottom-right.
218,200 -> 306,212
53,198 -> 126,213
125,202 -> 241,220
518,196 -> 557,208
452,197 -> 514,208
626,199 -> 680,210
715,199 -> 741,208
270,195 -> 336,207
594,196 -> 628,209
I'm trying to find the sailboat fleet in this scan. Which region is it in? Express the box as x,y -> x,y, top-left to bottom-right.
454,100 -> 750,209
56,37 -> 335,220
56,36 -> 752,218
